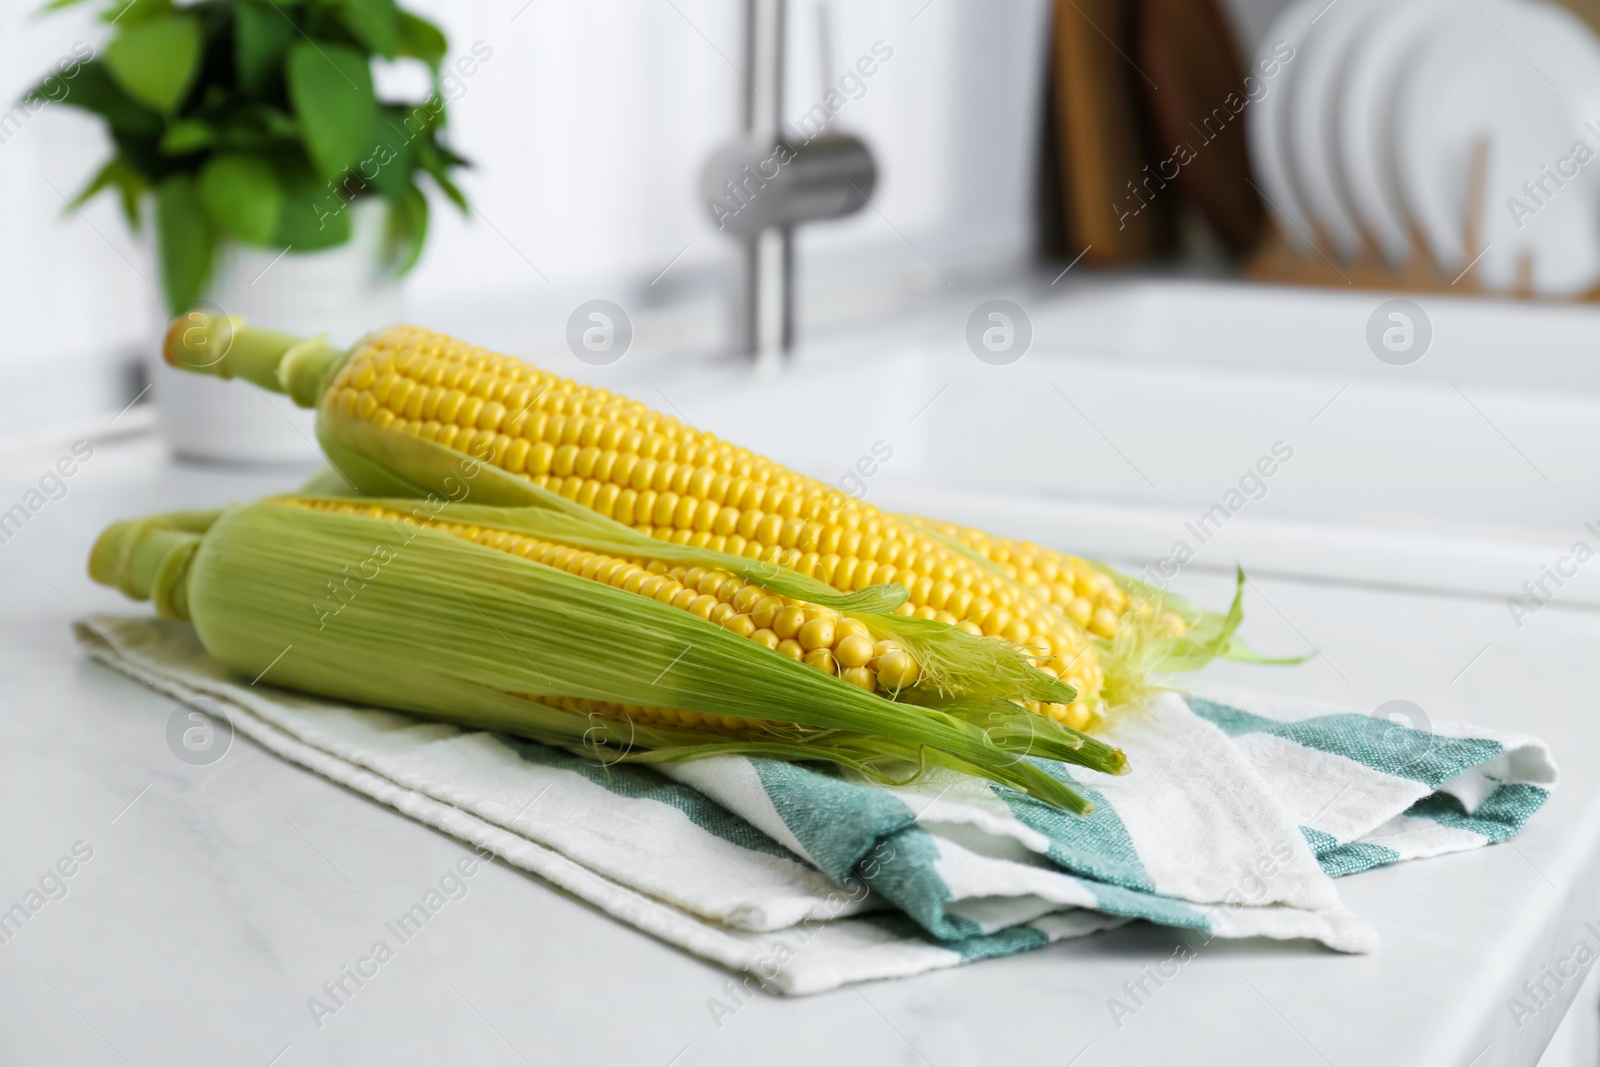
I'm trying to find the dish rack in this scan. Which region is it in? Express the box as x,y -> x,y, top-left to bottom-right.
1246,137 -> 1600,303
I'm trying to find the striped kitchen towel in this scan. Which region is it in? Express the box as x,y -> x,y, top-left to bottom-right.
75,615 -> 1558,996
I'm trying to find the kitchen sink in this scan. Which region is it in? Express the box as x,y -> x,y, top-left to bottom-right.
604,278 -> 1600,610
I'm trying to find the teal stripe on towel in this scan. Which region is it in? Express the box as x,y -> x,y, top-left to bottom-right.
860,913 -> 1051,961
1086,882 -> 1210,931
1187,696 -> 1503,788
499,739 -> 796,862
1405,784 -> 1550,843
751,760 -> 918,883
1300,826 -> 1401,877
859,826 -> 983,940
749,764 -> 988,943
992,760 -> 1156,892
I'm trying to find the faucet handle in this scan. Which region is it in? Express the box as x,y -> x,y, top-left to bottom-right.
700,134 -> 875,238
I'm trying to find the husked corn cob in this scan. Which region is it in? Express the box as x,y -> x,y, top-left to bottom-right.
168,320 -> 1118,726
89,497 -> 1124,812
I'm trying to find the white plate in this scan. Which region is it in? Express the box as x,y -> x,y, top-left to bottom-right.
1282,0 -> 1383,260
1394,0 -> 1600,294
1245,0 -> 1322,252
1336,0 -> 1458,265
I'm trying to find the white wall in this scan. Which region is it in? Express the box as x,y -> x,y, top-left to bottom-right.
0,0 -> 1061,432
391,0 -> 1056,351
0,0 -> 152,425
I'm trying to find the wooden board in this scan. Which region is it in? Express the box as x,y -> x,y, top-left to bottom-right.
1135,0 -> 1264,253
1050,0 -> 1174,264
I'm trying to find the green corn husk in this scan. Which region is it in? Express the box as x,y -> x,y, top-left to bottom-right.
394,499 -> 1088,712
89,498 -> 1127,813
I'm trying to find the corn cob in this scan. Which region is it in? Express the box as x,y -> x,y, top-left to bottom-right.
89,496 -> 1125,812
165,316 -> 1246,727
904,520 -> 1181,640
300,498 -> 932,705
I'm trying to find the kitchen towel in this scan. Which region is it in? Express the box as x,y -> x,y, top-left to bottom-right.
75,615 -> 1558,996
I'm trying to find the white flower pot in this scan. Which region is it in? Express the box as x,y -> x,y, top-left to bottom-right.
152,199 -> 404,465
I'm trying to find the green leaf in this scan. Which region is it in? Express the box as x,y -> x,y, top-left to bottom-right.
198,153 -> 282,245
382,181 -> 427,275
435,142 -> 470,169
335,0 -> 400,58
413,135 -> 466,211
234,1 -> 295,96
395,10 -> 447,67
108,129 -> 165,181
223,105 -> 302,145
155,173 -> 214,314
159,118 -> 213,154
430,168 -> 466,212
70,155 -> 149,231
366,110 -> 415,199
273,157 -> 352,250
104,15 -> 201,113
259,107 -> 302,139
286,41 -> 377,181
29,61 -> 162,137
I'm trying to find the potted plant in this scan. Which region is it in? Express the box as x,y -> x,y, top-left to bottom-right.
30,0 -> 470,462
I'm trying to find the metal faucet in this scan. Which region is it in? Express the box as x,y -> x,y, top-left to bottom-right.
700,0 -> 877,364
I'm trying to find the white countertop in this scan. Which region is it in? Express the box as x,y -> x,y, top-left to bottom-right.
3,435 -> 1599,1067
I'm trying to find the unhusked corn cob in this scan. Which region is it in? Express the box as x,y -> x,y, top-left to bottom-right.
910,520 -> 1189,641
89,498 -> 1122,812
294,499 -> 976,721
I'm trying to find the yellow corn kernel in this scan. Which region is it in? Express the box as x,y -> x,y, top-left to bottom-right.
876,650 -> 919,690
841,666 -> 876,692
1089,607 -> 1119,640
834,633 -> 875,669
804,647 -> 838,676
751,596 -> 784,630
772,605 -> 806,640
798,616 -> 836,652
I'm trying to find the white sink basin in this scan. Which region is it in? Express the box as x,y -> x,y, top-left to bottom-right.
615,279 -> 1600,610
